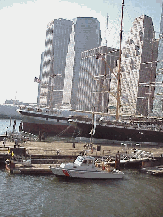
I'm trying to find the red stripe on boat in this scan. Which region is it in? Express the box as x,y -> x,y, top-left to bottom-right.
62,169 -> 70,177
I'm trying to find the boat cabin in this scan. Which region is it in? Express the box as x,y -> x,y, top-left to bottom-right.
74,156 -> 95,167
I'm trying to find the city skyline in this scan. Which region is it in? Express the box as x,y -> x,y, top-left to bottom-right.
0,0 -> 162,104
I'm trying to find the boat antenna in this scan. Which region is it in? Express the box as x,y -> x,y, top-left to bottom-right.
116,0 -> 124,121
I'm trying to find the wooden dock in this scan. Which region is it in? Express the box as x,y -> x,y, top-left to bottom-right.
0,135 -> 7,141
13,165 -> 53,175
6,162 -> 54,175
1,141 -> 163,176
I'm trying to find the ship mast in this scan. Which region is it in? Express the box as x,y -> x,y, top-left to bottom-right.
116,0 -> 124,121
106,13 -> 109,46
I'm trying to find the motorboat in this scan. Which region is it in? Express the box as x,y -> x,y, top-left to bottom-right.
50,155 -> 124,179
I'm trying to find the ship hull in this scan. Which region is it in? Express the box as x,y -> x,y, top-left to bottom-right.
23,121 -> 76,137
75,122 -> 163,143
19,109 -> 163,142
22,116 -> 77,137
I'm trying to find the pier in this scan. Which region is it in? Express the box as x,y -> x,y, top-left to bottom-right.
1,138 -> 163,175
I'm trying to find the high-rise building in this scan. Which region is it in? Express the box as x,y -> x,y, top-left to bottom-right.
39,18 -> 73,107
62,17 -> 101,109
77,46 -> 119,113
153,4 -> 163,117
39,17 -> 101,109
120,15 -> 158,117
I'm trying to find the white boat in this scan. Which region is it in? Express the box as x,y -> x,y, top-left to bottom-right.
50,155 -> 124,179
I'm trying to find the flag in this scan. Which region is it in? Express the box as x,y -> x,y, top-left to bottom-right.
34,77 -> 41,83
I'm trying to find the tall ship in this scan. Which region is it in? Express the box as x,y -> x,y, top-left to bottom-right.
18,1 -> 163,142
18,104 -> 163,143
69,0 -> 163,143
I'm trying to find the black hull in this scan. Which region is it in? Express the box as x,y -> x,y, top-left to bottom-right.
22,121 -> 77,137
76,122 -> 163,143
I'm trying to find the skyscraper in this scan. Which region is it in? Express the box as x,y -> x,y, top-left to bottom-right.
76,46 -> 119,113
153,4 -> 163,117
39,17 -> 101,109
120,15 -> 158,117
62,17 -> 101,109
39,18 -> 73,107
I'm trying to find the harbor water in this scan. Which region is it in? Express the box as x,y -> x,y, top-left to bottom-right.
0,170 -> 163,217
0,118 -> 21,135
0,119 -> 163,216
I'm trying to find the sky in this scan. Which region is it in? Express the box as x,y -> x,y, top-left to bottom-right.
0,0 -> 162,104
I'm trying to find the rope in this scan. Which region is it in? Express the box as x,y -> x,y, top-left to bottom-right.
55,125 -> 72,137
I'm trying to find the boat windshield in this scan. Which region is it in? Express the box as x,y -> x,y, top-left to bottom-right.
82,160 -> 87,164
75,156 -> 84,163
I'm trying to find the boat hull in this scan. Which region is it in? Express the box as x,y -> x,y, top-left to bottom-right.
75,122 -> 163,143
23,121 -> 76,137
19,109 -> 163,142
50,167 -> 67,177
66,169 -> 124,179
21,115 -> 77,137
50,167 -> 124,179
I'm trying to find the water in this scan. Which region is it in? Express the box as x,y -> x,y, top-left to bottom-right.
0,170 -> 163,217
0,119 -> 163,216
0,118 -> 21,135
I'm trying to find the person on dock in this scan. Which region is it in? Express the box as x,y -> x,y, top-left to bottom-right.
19,122 -> 22,132
39,131 -> 41,141
41,132 -> 46,141
13,124 -> 15,131
14,139 -> 18,147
